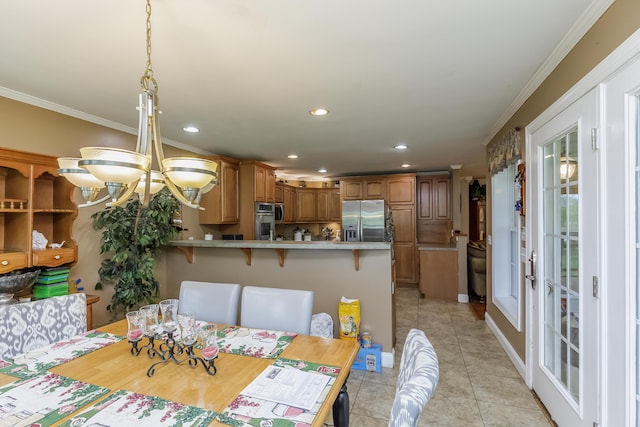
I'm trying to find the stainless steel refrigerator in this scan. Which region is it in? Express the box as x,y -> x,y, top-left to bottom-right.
342,199 -> 391,242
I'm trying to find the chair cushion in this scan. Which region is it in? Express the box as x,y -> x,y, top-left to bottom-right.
179,281 -> 241,325
241,286 -> 314,335
389,328 -> 439,427
0,293 -> 87,359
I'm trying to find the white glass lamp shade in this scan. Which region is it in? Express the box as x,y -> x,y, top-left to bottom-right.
135,170 -> 165,195
57,157 -> 105,188
162,157 -> 218,189
79,147 -> 150,185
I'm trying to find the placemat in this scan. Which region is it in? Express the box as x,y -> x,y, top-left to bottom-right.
218,358 -> 341,427
217,326 -> 297,359
0,372 -> 110,426
59,389 -> 217,427
0,330 -> 124,379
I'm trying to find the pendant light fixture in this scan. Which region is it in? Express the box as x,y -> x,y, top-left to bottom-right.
58,0 -> 217,209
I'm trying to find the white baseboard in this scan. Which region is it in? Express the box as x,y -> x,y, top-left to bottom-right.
458,294 -> 469,303
485,312 -> 527,380
382,349 -> 395,368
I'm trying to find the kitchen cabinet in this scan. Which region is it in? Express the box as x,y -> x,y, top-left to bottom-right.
241,161 -> 276,203
199,155 -> 239,224
329,189 -> 341,222
316,189 -> 341,222
0,148 -> 78,274
274,184 -> 284,203
296,188 -> 317,222
419,248 -> 458,301
363,178 -> 386,199
469,200 -> 486,241
390,204 -> 417,283
418,175 -> 450,220
283,185 -> 296,223
316,189 -> 330,222
340,180 -> 363,200
386,174 -> 415,204
341,177 -> 386,200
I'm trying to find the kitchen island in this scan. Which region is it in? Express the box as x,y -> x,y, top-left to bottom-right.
166,239 -> 396,367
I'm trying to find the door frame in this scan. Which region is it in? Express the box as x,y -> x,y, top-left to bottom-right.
524,28 -> 640,426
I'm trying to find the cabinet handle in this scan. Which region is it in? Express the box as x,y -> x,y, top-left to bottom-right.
54,255 -> 61,260
1,260 -> 8,266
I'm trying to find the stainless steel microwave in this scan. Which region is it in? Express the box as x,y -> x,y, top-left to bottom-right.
275,203 -> 284,223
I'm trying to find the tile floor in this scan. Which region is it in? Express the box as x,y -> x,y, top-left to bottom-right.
325,286 -> 552,426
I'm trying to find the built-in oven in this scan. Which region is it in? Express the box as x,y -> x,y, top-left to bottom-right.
274,203 -> 284,223
255,202 -> 275,240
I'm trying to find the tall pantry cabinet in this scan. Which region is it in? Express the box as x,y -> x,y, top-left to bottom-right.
386,174 -> 417,284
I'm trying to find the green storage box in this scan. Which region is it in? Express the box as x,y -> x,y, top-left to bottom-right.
33,283 -> 69,298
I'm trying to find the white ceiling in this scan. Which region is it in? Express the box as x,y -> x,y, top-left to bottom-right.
0,0 -> 607,181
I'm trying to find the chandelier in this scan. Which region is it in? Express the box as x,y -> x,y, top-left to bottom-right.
57,0 -> 217,209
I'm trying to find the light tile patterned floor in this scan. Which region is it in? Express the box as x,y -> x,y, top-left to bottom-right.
324,286 -> 551,426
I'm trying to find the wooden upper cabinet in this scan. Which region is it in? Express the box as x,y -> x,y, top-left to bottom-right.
418,175 -> 451,220
296,188 -> 317,222
329,189 -> 341,222
316,189 -> 330,222
341,180 -> 362,200
266,169 -> 276,203
254,166 -> 266,202
386,174 -> 415,204
199,156 -> 239,224
341,177 -> 386,200
274,184 -> 284,203
283,186 -> 296,222
239,161 -> 276,204
363,178 -> 386,199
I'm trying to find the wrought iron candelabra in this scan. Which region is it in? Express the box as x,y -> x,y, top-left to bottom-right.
129,330 -> 217,377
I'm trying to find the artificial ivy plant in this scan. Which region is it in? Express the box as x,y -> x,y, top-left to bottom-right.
92,187 -> 180,317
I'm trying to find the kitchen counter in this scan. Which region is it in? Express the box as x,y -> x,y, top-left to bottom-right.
170,239 -> 391,250
164,239 -> 396,364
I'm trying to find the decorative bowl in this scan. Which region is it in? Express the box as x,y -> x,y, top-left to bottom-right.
0,270 -> 40,304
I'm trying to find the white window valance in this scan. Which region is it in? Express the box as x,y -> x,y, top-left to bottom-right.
488,128 -> 522,175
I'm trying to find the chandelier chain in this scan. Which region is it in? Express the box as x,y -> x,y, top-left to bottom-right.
141,0 -> 157,93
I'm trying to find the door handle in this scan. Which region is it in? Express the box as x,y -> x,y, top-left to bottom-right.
525,250 -> 536,289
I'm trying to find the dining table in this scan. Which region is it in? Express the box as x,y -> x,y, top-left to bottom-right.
0,319 -> 359,427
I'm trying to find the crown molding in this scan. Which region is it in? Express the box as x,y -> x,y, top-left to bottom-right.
482,0 -> 615,146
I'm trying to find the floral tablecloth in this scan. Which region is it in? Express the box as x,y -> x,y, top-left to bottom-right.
59,389 -> 217,427
218,358 -> 341,427
0,330 -> 123,379
217,326 -> 297,359
0,372 -> 110,426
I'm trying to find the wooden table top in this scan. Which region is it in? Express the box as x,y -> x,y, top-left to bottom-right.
0,320 -> 359,426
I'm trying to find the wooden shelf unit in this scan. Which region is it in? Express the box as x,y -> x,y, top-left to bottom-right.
0,148 -> 78,273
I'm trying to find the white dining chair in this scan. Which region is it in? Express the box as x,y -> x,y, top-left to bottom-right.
240,286 -> 314,335
178,281 -> 241,325
389,328 -> 439,427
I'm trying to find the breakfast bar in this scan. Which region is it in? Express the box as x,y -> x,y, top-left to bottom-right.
166,240 -> 396,366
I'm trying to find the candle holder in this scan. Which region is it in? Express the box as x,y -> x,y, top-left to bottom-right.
126,310 -> 144,356
127,301 -> 218,377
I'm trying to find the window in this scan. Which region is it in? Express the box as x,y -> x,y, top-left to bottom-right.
492,163 -> 522,330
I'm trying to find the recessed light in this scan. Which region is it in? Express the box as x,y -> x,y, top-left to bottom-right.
309,108 -> 329,116
401,163 -> 411,168
288,154 -> 299,159
394,144 -> 408,150
183,126 -> 199,133
318,168 -> 327,173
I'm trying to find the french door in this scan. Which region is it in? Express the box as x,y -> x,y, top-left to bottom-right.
527,88 -> 600,426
